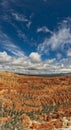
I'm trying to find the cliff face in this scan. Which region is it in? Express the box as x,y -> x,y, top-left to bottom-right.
0,71 -> 71,130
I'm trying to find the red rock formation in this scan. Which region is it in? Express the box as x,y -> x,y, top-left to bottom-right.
0,71 -> 71,130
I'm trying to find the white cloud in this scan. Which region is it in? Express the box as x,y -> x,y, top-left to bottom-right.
26,21 -> 32,29
0,31 -> 8,40
60,57 -> 71,67
12,12 -> 32,28
12,12 -> 29,22
37,19 -> 71,55
67,49 -> 71,56
3,43 -> 24,57
0,29 -> 71,74
37,26 -> 52,33
0,51 -> 12,63
0,21 -> 71,74
0,31 -> 24,57
56,53 -> 62,59
0,51 -> 71,74
29,52 -> 41,63
17,30 -> 27,41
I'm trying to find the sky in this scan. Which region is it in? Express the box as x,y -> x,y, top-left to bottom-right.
0,0 -> 71,74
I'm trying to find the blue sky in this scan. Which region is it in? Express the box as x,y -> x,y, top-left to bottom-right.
0,0 -> 71,74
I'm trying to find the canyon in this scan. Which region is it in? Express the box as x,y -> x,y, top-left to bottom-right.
0,71 -> 71,130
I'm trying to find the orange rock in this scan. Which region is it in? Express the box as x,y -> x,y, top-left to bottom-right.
0,116 -> 11,123
53,119 -> 62,128
0,71 -> 71,130
21,114 -> 32,128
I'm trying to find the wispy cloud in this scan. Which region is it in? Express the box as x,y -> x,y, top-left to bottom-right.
26,21 -> 32,29
0,31 -> 24,57
37,19 -> 71,56
11,12 -> 32,29
12,12 -> 29,22
0,28 -> 71,74
17,30 -> 28,41
37,26 -> 52,34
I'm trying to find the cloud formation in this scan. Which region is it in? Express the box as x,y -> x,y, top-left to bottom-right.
37,19 -> 71,57
0,0 -> 71,75
0,22 -> 71,75
11,12 -> 32,29
37,26 -> 52,33
0,51 -> 71,74
67,49 -> 71,56
0,51 -> 12,63
12,12 -> 29,22
0,31 -> 24,57
29,52 -> 41,63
